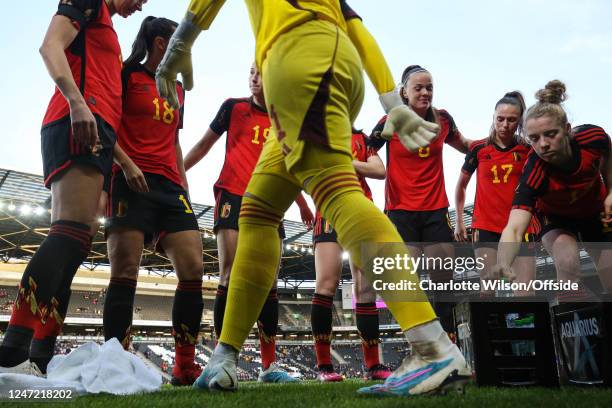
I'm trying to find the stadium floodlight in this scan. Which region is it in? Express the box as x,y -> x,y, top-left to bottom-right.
7,203 -> 16,212
285,244 -> 291,250
342,251 -> 349,260
98,217 -> 106,225
308,248 -> 313,254
0,201 -> 4,210
300,246 -> 306,253
212,234 -> 216,239
34,206 -> 45,216
19,204 -> 32,216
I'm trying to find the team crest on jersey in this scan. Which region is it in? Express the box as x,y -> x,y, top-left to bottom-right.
221,202 -> 232,219
117,200 -> 128,217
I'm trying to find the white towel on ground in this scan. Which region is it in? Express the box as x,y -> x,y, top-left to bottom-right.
0,338 -> 161,396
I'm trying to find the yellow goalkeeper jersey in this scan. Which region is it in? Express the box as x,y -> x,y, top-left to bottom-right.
188,0 -> 355,67
187,0 -> 394,95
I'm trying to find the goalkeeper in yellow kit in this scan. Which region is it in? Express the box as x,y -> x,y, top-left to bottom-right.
156,0 -> 469,396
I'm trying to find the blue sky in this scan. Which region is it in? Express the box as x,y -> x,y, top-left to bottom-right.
1,0 -> 611,221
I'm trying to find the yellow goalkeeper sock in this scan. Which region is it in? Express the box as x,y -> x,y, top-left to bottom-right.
219,174 -> 300,350
295,146 -> 436,331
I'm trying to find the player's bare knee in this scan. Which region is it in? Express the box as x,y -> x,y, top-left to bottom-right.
176,263 -> 204,281
555,252 -> 581,280
108,245 -> 141,280
355,285 -> 376,303
111,260 -> 139,280
316,278 -> 339,297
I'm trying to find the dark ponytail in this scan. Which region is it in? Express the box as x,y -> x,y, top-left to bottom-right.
489,90 -> 526,143
124,16 -> 178,67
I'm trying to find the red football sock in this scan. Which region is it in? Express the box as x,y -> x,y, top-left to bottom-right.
175,343 -> 196,369
361,342 -> 380,369
314,338 -> 332,367
259,333 -> 276,369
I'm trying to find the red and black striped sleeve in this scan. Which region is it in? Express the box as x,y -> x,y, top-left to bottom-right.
511,152 -> 547,213
340,0 -> 362,21
438,109 -> 462,145
573,124 -> 611,154
461,140 -> 486,175
366,144 -> 378,159
56,0 -> 101,30
209,98 -> 238,136
367,116 -> 388,151
357,132 -> 377,159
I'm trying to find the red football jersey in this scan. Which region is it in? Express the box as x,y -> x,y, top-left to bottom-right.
512,125 -> 611,218
43,0 -> 122,131
462,139 -> 533,233
352,131 -> 376,200
211,98 -> 271,197
314,131 -> 378,226
114,64 -> 185,186
370,109 -> 462,211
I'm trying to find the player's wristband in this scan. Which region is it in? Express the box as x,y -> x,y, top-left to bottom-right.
379,88 -> 403,113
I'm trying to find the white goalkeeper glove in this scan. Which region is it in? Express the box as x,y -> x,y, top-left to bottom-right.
156,18 -> 201,109
382,105 -> 439,152
378,88 -> 439,152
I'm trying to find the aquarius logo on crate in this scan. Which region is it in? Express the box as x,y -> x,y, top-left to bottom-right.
558,311 -> 602,383
560,317 -> 599,339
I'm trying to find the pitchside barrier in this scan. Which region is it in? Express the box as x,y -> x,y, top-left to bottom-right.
551,296 -> 612,386
454,298 -> 559,387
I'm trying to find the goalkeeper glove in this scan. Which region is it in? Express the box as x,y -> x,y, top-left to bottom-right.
378,89 -> 439,152
156,17 -> 201,109
382,105 -> 439,152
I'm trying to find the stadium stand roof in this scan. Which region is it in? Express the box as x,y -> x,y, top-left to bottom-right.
0,167 -> 479,284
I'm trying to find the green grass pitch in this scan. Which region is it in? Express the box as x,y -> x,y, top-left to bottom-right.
22,380 -> 612,408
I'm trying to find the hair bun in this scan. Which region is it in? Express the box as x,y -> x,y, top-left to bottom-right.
535,80 -> 567,104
